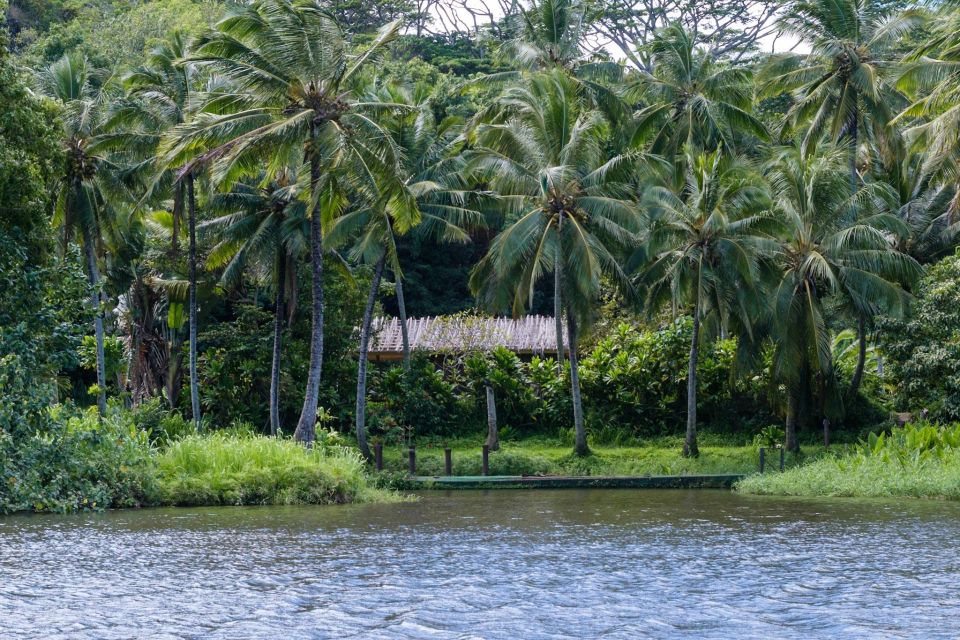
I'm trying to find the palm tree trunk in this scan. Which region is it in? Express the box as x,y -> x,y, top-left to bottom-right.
848,315 -> 867,398
785,388 -> 799,453
485,382 -> 499,451
171,180 -> 183,257
849,106 -> 859,194
683,305 -> 701,458
187,174 -> 201,430
295,143 -> 325,445
554,211 -> 565,367
270,250 -> 286,436
355,252 -> 387,461
567,306 -> 589,456
395,272 -> 411,371
81,223 -> 107,417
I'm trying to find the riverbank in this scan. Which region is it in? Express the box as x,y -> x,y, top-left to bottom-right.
372,436 -> 819,478
736,424 -> 960,500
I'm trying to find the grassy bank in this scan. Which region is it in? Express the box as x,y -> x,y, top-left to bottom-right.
155,433 -> 399,506
373,435 -> 818,477
736,424 -> 960,500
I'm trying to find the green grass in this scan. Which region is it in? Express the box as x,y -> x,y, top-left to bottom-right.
736,447 -> 960,500
155,433 -> 400,506
373,435 -> 820,477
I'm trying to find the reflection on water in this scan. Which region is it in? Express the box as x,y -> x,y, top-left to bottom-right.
1,490 -> 958,639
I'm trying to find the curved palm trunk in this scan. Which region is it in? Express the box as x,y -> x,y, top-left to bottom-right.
187,175 -> 201,429
848,106 -> 859,194
82,223 -> 107,417
848,316 -> 867,398
295,148 -> 325,445
395,272 -> 411,371
683,303 -> 701,458
567,307 -> 589,456
785,389 -> 799,453
355,252 -> 387,461
554,211 -> 565,367
270,251 -> 286,436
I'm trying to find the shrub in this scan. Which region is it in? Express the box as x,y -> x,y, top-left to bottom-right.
879,253 -> 960,421
130,398 -> 194,447
154,432 -> 394,506
0,407 -> 158,513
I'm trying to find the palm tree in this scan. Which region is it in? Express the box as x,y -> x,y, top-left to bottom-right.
162,0 -> 414,445
469,69 -> 640,456
761,0 -> 923,188
38,54 -> 120,416
204,167 -> 307,435
329,82 -> 485,459
634,150 -> 771,457
122,30 -> 203,427
626,24 -> 768,161
765,145 -> 920,450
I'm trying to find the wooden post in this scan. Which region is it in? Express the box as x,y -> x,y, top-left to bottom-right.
482,444 -> 489,476
444,448 -> 452,476
779,447 -> 785,472
823,418 -> 830,448
759,447 -> 765,474
374,442 -> 383,471
408,446 -> 416,475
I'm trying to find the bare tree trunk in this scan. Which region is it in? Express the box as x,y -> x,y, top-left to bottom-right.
683,305 -> 701,458
355,253 -> 386,461
567,307 -> 589,456
848,316 -> 867,398
171,180 -> 183,257
82,223 -> 107,417
187,174 -> 201,430
395,272 -> 411,371
785,389 -> 799,453
554,210 -> 565,367
295,143 -> 325,446
849,106 -> 859,194
270,251 -> 286,436
485,383 -> 499,451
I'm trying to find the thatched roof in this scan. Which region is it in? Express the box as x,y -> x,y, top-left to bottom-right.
368,315 -> 568,360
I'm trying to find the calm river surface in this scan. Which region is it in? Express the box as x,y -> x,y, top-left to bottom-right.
1,489 -> 959,639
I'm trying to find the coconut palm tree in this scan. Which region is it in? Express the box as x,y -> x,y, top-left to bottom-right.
626,24 -> 768,161
761,0 -> 923,188
329,82 -> 485,459
161,0 -> 416,445
469,69 -> 640,456
38,53 -> 124,416
121,30 -> 203,427
765,145 -> 921,450
204,167 -> 307,435
634,150 -> 772,457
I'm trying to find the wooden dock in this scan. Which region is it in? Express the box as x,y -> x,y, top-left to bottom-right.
410,474 -> 745,489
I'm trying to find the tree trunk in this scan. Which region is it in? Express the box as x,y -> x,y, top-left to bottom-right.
355,252 -> 386,461
849,106 -> 859,194
82,223 -> 107,417
171,180 -> 183,258
683,306 -> 701,458
395,272 -> 411,371
295,142 -> 325,445
554,210 -> 565,368
187,174 -> 201,430
567,307 -> 589,456
848,316 -> 867,398
485,383 -> 499,451
785,389 -> 799,453
270,251 -> 286,436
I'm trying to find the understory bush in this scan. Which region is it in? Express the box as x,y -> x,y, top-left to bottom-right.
736,422 -> 960,499
154,432 -> 395,506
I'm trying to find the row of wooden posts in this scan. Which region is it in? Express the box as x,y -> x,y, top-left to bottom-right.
373,442 -> 492,476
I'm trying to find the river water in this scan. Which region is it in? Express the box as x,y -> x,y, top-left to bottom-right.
1,489 -> 958,639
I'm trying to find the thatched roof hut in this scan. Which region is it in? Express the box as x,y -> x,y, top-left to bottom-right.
367,315 -> 568,361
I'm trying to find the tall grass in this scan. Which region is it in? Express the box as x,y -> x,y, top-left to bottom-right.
737,423 -> 960,500
156,433 -> 398,506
